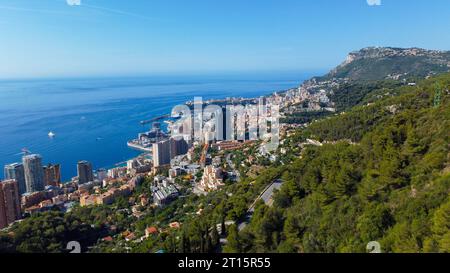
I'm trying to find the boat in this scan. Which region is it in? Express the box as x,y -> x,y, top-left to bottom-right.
48,131 -> 56,138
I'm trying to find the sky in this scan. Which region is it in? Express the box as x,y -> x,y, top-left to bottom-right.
0,0 -> 450,79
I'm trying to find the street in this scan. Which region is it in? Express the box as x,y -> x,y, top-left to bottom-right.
238,179 -> 284,231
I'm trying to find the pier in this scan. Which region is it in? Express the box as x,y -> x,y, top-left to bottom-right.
140,114 -> 170,125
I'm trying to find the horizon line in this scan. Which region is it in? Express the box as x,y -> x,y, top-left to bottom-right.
0,68 -> 329,82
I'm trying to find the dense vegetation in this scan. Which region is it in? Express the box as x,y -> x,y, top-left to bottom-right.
1,71 -> 448,254
280,111 -> 332,125
330,80 -> 402,111
318,47 -> 450,82
229,74 -> 450,253
137,165 -> 286,253
0,210 -> 102,253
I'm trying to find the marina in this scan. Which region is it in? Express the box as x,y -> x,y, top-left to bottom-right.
126,141 -> 153,153
127,122 -> 169,153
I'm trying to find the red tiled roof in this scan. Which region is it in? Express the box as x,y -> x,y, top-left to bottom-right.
146,226 -> 158,234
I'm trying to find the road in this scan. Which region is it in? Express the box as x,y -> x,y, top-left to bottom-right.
238,179 -> 284,231
226,153 -> 241,182
257,179 -> 283,208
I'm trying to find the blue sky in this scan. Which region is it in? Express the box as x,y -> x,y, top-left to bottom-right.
0,0 -> 449,79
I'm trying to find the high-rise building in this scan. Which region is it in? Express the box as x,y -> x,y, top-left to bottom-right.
77,161 -> 93,184
152,139 -> 172,168
170,137 -> 190,158
0,180 -> 21,229
4,163 -> 26,195
0,189 -> 6,229
22,154 -> 45,193
43,164 -> 61,187
96,168 -> 107,182
153,137 -> 191,169
222,106 -> 227,141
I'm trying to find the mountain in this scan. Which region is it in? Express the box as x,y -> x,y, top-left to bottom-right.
291,47 -> 450,113
321,47 -> 450,81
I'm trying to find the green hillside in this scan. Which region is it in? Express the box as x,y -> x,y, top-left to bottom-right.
321,47 -> 450,82
236,73 -> 450,253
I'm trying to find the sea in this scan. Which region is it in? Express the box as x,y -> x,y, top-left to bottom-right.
0,71 -> 317,181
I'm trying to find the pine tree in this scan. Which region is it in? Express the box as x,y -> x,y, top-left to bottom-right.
211,225 -> 220,249
223,224 -> 241,253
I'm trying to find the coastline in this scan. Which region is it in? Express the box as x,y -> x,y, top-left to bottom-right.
0,74 -> 310,181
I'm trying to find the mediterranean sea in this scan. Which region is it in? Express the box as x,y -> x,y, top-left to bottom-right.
0,71 -> 317,181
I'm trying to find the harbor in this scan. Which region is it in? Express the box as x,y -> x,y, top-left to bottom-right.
126,140 -> 153,153
127,122 -> 169,153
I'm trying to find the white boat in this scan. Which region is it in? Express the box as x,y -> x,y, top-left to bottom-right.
48,131 -> 56,138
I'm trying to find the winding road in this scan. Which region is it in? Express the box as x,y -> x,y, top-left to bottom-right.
238,179 -> 284,231
226,153 -> 241,182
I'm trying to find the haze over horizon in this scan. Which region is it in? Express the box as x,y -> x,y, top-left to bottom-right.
1,0 -> 450,79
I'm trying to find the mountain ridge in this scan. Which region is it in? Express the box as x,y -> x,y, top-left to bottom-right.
286,46 -> 450,113
321,46 -> 450,81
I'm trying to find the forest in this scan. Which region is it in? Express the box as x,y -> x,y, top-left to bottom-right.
229,73 -> 450,253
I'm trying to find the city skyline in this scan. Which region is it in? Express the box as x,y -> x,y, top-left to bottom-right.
1,0 -> 450,79
0,1 -> 449,257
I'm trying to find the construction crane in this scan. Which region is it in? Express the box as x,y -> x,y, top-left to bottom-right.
434,83 -> 442,108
